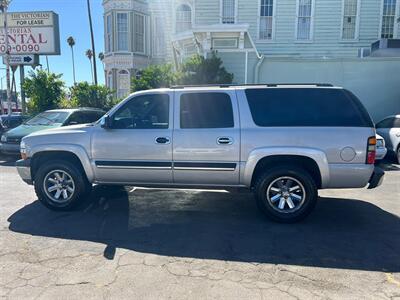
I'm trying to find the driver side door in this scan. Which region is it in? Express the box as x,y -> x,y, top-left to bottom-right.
91,92 -> 173,184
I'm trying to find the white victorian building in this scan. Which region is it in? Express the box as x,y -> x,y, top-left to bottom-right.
103,0 -> 151,98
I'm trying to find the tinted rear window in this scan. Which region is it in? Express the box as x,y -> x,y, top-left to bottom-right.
245,88 -> 373,127
180,92 -> 234,128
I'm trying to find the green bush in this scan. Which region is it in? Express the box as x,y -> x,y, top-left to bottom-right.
23,70 -> 65,114
68,82 -> 115,110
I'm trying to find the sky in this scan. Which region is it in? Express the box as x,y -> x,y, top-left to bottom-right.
5,0 -> 105,90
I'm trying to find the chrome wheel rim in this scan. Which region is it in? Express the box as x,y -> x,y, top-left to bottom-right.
43,170 -> 75,204
266,176 -> 306,213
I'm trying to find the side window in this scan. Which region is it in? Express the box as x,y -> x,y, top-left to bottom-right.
180,92 -> 234,129
9,118 -> 22,127
245,88 -> 371,127
394,118 -> 400,128
112,94 -> 169,129
66,112 -> 84,125
376,118 -> 395,128
82,111 -> 104,123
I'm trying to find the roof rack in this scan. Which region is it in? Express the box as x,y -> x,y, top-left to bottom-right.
170,83 -> 334,89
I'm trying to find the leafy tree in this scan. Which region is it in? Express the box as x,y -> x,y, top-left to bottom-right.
131,53 -> 233,92
23,70 -> 66,113
69,82 -> 115,110
179,52 -> 234,85
131,64 -> 176,92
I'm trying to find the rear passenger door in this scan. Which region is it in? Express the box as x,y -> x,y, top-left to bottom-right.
173,90 -> 240,185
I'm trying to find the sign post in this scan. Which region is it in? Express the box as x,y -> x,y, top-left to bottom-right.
19,65 -> 25,114
1,1 -> 11,116
0,10 -> 60,115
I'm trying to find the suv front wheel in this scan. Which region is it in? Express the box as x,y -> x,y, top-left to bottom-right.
254,166 -> 318,223
34,160 -> 91,211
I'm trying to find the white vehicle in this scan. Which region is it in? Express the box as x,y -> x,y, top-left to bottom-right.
376,115 -> 400,163
375,134 -> 387,161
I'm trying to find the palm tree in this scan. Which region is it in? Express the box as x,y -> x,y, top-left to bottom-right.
87,0 -> 98,85
85,49 -> 94,84
98,52 -> 105,81
67,36 -> 76,85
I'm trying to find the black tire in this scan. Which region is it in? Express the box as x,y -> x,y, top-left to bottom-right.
34,160 -> 92,211
397,146 -> 400,165
254,166 -> 318,223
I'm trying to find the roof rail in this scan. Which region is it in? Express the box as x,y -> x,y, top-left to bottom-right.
170,83 -> 334,89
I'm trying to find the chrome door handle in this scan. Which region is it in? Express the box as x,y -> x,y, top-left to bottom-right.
217,137 -> 233,145
155,137 -> 170,144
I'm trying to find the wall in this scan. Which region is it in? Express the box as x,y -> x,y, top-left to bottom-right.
193,0 -> 386,58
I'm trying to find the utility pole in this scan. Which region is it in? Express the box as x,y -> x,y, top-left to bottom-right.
87,0 -> 98,85
0,0 -> 12,116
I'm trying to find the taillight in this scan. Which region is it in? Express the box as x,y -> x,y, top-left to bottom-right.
366,136 -> 376,164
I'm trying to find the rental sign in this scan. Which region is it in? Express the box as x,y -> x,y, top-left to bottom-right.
0,11 -> 60,55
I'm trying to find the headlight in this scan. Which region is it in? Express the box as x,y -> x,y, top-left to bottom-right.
1,135 -> 6,143
20,140 -> 28,159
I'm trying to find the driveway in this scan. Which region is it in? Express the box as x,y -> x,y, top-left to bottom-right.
0,156 -> 399,299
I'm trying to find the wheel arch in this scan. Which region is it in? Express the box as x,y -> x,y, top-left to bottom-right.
243,148 -> 330,188
30,145 -> 94,183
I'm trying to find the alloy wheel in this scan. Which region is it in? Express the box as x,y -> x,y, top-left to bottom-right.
43,170 -> 76,204
266,176 -> 306,213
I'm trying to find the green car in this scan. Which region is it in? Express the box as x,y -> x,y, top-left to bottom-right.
0,108 -> 104,156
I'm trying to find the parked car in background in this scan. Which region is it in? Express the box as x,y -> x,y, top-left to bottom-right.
375,134 -> 387,161
0,108 -> 104,155
15,84 -> 384,223
0,114 -> 26,138
376,115 -> 400,163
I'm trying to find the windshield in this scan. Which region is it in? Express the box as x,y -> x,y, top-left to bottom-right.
25,112 -> 70,126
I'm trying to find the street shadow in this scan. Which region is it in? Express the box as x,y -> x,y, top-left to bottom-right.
7,186 -> 400,272
378,162 -> 400,171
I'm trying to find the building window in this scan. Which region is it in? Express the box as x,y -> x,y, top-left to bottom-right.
176,4 -> 192,33
296,0 -> 313,40
117,70 -> 130,99
105,14 -> 112,52
259,0 -> 274,39
381,0 -> 397,38
134,13 -> 145,53
222,0 -> 235,24
342,0 -> 359,39
116,13 -> 128,51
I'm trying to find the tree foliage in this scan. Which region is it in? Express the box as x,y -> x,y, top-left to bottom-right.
67,82 -> 115,110
179,53 -> 233,85
23,69 -> 65,114
131,53 -> 233,92
132,64 -> 176,92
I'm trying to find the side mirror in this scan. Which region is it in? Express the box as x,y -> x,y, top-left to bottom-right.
100,115 -> 111,129
68,121 -> 78,125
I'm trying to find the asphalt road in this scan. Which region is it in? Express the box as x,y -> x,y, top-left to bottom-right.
0,155 -> 399,299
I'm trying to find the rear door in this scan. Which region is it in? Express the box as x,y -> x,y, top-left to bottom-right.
172,90 -> 240,185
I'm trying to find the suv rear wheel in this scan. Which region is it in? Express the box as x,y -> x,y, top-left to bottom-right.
254,166 -> 318,223
34,160 -> 91,211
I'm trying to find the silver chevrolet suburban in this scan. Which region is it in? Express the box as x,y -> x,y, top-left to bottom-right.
16,84 -> 384,222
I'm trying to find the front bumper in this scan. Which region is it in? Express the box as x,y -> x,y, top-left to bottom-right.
16,158 -> 33,185
368,166 -> 385,189
0,142 -> 20,155
375,147 -> 387,160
